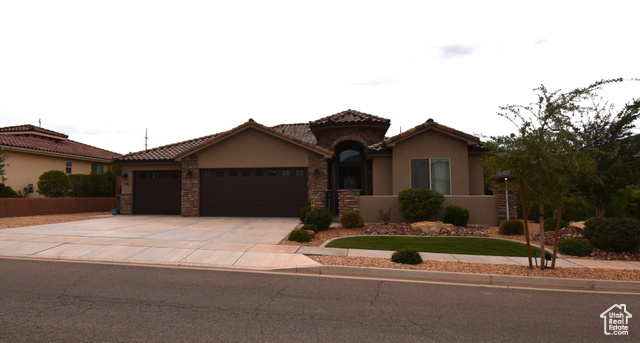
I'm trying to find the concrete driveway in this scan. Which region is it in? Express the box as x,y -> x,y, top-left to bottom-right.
0,215 -> 320,270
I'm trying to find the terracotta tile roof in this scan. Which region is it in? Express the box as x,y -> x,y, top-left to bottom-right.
309,109 -> 390,129
0,126 -> 119,161
115,134 -> 219,162
271,123 -> 317,144
368,118 -> 481,151
117,119 -> 332,162
176,119 -> 333,159
0,124 -> 68,139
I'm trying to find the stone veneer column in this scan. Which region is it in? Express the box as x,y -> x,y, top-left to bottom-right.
120,194 -> 132,214
337,189 -> 360,218
308,151 -> 329,209
181,154 -> 199,217
494,185 -> 517,223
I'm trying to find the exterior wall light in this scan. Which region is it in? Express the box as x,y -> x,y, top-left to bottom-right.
122,173 -> 129,181
314,169 -> 320,178
186,170 -> 193,179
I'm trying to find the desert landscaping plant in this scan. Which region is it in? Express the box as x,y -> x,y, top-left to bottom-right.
299,201 -> 312,222
397,188 -> 444,222
499,220 -> 524,235
288,229 -> 311,243
340,212 -> 364,228
391,248 -> 423,265
583,217 -> 640,252
0,184 -> 22,198
301,224 -> 318,234
544,217 -> 568,232
304,208 -> 333,231
443,205 -> 470,227
558,239 -> 592,257
376,207 -> 392,224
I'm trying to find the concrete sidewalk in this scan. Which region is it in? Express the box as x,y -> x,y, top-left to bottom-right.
295,246 -> 640,270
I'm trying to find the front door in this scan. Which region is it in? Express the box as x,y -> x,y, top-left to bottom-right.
339,166 -> 361,190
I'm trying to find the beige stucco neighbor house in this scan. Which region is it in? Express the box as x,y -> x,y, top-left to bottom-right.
115,110 -> 502,225
0,125 -> 120,197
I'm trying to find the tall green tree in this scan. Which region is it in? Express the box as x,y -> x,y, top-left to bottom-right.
485,79 -> 623,269
573,98 -> 640,216
0,148 -> 8,176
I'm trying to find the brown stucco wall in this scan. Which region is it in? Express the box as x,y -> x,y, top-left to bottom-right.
468,152 -> 485,195
0,150 -> 110,198
0,197 -> 116,218
371,155 -> 392,195
197,129 -> 309,168
359,195 -> 498,226
391,130 -> 470,195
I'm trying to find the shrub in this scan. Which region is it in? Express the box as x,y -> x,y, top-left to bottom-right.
391,249 -> 423,265
288,229 -> 311,243
304,208 -> 333,231
299,201 -> 312,222
0,184 -> 22,198
499,220 -> 524,235
558,239 -> 592,257
544,217 -> 568,232
69,174 -> 113,197
443,205 -> 470,227
583,217 -> 640,252
340,212 -> 364,228
301,224 -> 318,234
377,207 -> 392,224
397,188 -> 444,222
37,170 -> 70,197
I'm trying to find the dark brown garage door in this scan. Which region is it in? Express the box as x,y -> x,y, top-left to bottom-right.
200,168 -> 307,217
133,171 -> 182,214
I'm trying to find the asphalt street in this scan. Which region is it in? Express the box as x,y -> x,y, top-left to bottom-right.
0,258 -> 637,342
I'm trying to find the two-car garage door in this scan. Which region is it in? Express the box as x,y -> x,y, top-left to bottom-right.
200,167 -> 308,217
133,168 -> 308,217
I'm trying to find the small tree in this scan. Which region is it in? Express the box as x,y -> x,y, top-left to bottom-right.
485,79 -> 626,269
0,149 -> 8,177
37,170 -> 70,197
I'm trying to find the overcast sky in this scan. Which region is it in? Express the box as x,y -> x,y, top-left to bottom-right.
1,1 -> 639,154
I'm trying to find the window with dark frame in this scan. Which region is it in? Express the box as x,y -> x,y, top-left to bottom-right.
65,161 -> 72,174
410,158 -> 451,195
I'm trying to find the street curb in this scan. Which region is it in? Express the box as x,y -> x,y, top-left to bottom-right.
274,265 -> 640,293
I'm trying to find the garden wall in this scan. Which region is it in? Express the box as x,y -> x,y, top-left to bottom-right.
359,195 -> 498,226
0,197 -> 116,218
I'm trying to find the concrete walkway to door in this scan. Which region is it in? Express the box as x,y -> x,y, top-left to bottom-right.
0,216 -> 319,270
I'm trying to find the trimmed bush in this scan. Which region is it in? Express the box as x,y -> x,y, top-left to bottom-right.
299,202 -> 312,222
301,224 -> 318,234
544,217 -> 568,232
288,229 -> 311,243
340,212 -> 364,229
443,205 -> 470,227
499,220 -> 524,235
304,208 -> 333,231
398,188 -> 445,222
37,170 -> 70,197
69,174 -> 113,197
558,239 -> 592,257
0,184 -> 22,198
583,217 -> 640,252
391,248 -> 423,265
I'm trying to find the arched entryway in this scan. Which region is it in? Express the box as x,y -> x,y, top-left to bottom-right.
329,140 -> 371,213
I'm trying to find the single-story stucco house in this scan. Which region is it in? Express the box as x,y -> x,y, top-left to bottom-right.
115,110 -> 504,225
0,124 -> 119,197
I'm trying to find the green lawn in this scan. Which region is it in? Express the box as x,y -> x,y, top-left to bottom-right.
326,236 -> 543,257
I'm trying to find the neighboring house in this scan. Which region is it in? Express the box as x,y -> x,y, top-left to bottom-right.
115,110 -> 499,224
0,124 -> 120,197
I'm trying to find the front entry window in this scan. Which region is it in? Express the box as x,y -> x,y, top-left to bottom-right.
339,166 -> 361,189
340,149 -> 361,162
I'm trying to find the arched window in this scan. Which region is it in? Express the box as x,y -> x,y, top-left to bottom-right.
339,149 -> 361,162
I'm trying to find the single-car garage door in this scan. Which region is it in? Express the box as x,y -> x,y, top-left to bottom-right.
133,170 -> 182,214
200,168 -> 307,217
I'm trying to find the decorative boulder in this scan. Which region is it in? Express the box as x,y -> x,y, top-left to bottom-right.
410,221 -> 454,234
